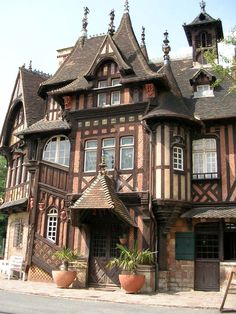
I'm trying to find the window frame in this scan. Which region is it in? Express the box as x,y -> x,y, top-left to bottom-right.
192,138 -> 218,180
102,138 -> 115,170
13,220 -> 24,248
173,146 -> 184,171
194,84 -> 214,98
46,208 -> 58,243
84,140 -> 98,173
120,136 -> 134,170
42,135 -> 70,167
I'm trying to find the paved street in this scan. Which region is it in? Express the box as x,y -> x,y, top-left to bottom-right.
0,290 -> 223,314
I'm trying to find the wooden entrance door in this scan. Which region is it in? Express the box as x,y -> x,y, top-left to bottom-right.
195,223 -> 220,291
89,224 -> 121,287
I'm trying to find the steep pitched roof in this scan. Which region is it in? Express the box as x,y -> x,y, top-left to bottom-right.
1,67 -> 47,146
21,68 -> 48,126
170,58 -> 236,121
143,62 -> 200,125
39,12 -> 164,97
71,170 -> 137,227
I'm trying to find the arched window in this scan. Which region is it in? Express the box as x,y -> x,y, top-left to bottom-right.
173,146 -> 184,171
43,135 -> 70,166
46,208 -> 58,243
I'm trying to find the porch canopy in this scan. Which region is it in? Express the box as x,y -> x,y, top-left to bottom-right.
0,197 -> 28,214
70,169 -> 137,227
181,206 -> 236,219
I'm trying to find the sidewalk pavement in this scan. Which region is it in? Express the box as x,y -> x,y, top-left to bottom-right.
0,275 -> 236,311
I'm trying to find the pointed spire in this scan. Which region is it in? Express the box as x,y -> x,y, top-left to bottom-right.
29,60 -> 32,71
108,9 -> 115,36
200,0 -> 206,13
162,30 -> 171,65
81,6 -> 90,37
124,0 -> 129,13
141,26 -> 146,46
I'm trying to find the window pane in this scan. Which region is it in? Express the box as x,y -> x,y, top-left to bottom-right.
98,80 -> 108,88
111,91 -> 120,105
86,140 -> 97,149
98,93 -> 107,107
47,208 -> 58,243
192,138 -> 217,178
112,79 -> 120,86
104,149 -> 115,169
173,146 -> 184,171
120,147 -> 134,170
103,138 -> 115,147
85,151 -> 97,172
121,136 -> 134,146
43,136 -> 70,166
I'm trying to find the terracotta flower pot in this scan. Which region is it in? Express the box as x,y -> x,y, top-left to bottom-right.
52,270 -> 76,288
119,274 -> 145,293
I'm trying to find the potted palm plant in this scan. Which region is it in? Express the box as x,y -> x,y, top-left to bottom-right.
107,244 -> 154,293
52,247 -> 79,288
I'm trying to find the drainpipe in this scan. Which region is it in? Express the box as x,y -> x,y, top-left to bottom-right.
141,118 -> 158,291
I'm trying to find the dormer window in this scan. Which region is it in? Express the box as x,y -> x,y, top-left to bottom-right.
194,84 -> 214,98
95,61 -> 122,107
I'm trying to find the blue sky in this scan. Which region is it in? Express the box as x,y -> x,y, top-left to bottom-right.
0,0 -> 235,131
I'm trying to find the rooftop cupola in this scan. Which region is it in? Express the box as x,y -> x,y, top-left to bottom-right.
183,1 -> 223,67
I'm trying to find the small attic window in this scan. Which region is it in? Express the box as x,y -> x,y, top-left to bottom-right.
194,84 -> 214,98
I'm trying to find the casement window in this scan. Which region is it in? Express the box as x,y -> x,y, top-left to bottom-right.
192,138 -> 218,179
95,62 -> 121,107
173,146 -> 184,171
120,136 -> 134,170
43,135 -> 70,167
84,136 -> 134,172
102,138 -> 115,170
84,140 -> 98,172
46,208 -> 58,243
97,93 -> 107,107
13,220 -> 23,248
194,84 -> 214,98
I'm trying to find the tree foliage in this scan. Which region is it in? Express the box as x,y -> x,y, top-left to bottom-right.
204,27 -> 236,93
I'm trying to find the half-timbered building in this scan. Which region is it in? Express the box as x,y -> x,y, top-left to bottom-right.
0,1 -> 236,291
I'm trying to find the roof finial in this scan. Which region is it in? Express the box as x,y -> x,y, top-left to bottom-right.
29,60 -> 32,71
162,30 -> 171,65
124,0 -> 129,13
81,7 -> 90,37
200,0 -> 206,13
141,26 -> 146,46
108,9 -> 115,36
99,150 -> 107,176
